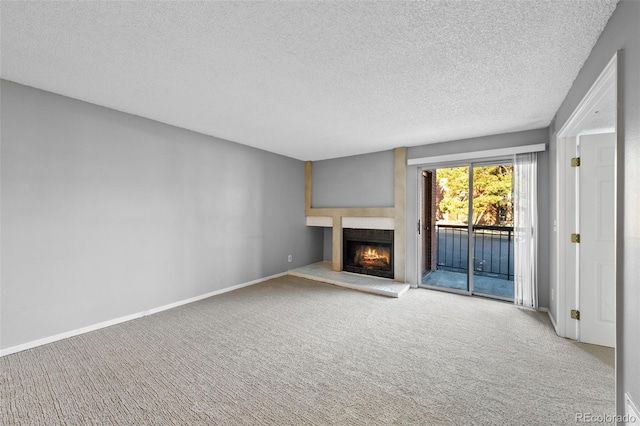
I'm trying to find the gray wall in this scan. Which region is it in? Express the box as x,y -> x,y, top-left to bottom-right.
323,228 -> 333,261
549,0 -> 639,414
405,128 -> 550,311
312,149 -> 395,208
0,80 -> 323,350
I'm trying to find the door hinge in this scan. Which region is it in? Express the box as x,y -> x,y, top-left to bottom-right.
571,309 -> 580,320
571,233 -> 580,243
571,157 -> 581,167
418,220 -> 421,234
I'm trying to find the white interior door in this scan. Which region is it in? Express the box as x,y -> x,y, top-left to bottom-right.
578,132 -> 615,348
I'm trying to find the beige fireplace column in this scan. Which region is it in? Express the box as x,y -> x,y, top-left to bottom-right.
332,215 -> 342,272
393,147 -> 406,282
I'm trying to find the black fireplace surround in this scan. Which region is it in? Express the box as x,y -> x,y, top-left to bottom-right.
343,228 -> 394,279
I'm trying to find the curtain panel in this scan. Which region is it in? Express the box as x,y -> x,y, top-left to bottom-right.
513,153 -> 538,309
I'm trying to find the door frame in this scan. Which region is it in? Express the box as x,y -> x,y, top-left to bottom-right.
420,170 -> 436,278
554,52 -> 618,342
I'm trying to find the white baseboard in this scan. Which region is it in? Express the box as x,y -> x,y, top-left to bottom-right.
626,393 -> 639,424
0,272 -> 286,357
538,307 -> 559,334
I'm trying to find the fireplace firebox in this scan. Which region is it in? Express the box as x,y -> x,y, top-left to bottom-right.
343,228 -> 394,279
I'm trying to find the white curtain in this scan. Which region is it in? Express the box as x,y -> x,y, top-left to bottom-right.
513,153 -> 538,309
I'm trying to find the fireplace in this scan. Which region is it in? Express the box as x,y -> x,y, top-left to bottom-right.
343,228 -> 394,279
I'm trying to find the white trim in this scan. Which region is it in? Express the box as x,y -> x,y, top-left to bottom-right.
407,143 -> 546,166
0,272 -> 286,357
626,393 -> 640,423
306,216 -> 333,227
557,53 -> 617,138
342,217 -> 394,230
554,52 -> 618,342
309,216 -> 395,230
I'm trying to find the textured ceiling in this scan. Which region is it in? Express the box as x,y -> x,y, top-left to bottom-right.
1,1 -> 618,161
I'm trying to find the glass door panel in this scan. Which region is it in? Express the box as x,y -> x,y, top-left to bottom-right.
470,164 -> 514,300
421,165 -> 470,293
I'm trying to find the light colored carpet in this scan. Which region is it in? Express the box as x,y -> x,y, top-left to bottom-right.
0,275 -> 614,425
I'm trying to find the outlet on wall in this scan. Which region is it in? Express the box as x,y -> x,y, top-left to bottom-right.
288,255 -> 292,262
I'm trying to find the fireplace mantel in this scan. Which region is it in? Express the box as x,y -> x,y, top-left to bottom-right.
306,216 -> 394,230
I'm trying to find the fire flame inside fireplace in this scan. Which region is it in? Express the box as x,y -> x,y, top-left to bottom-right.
354,245 -> 390,269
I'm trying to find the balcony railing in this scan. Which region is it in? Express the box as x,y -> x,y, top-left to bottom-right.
436,224 -> 514,280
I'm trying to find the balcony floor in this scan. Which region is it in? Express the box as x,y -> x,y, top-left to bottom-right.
422,269 -> 514,299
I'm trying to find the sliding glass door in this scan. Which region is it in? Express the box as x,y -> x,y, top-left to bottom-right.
421,161 -> 514,300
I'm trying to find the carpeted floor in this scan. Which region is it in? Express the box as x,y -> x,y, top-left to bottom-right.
0,275 -> 614,425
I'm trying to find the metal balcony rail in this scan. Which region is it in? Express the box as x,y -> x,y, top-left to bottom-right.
436,224 -> 514,280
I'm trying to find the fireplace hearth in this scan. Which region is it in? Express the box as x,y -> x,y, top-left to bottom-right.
343,228 -> 394,279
